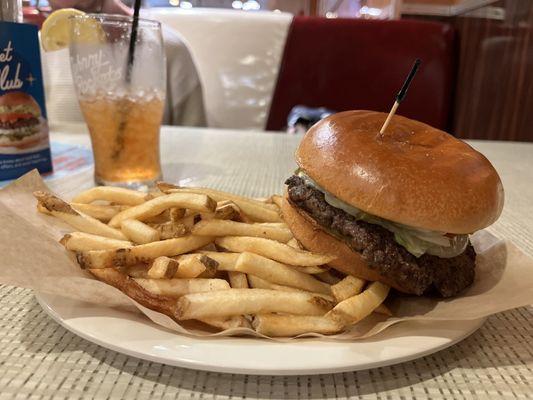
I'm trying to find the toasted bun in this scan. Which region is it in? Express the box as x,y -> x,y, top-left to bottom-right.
0,128 -> 44,148
0,92 -> 41,117
281,196 -> 404,291
296,110 -> 504,234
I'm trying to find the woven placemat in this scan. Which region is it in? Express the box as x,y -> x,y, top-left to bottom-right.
0,285 -> 532,399
1,130 -> 533,399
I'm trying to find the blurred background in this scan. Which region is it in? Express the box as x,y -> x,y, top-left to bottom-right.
24,0 -> 533,141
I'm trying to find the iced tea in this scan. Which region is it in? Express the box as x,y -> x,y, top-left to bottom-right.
79,93 -> 164,186
69,14 -> 166,188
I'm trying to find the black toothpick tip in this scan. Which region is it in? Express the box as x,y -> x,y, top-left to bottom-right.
396,59 -> 421,103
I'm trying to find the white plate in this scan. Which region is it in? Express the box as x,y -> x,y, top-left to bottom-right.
36,292 -> 485,375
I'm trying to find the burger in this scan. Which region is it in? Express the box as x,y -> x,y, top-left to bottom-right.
0,92 -> 43,149
282,110 -> 504,297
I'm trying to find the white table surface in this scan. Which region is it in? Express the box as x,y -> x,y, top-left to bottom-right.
1,123 -> 532,399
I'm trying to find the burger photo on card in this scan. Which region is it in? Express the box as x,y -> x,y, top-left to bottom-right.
0,91 -> 48,153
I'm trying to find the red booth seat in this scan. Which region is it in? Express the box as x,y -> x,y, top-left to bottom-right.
267,17 -> 456,132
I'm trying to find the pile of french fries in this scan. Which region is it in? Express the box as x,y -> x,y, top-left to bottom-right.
33,183 -> 391,337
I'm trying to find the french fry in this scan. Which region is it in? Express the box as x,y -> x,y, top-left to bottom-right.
108,192 -> 217,228
34,191 -> 127,240
375,304 -> 393,316
198,251 -> 239,271
76,235 -> 214,269
287,238 -> 303,249
213,200 -> 254,223
192,219 -> 293,242
158,185 -> 282,222
71,203 -> 128,222
257,222 -> 289,229
291,265 -> 328,274
253,315 -> 342,337
200,316 -> 251,330
147,189 -> 165,198
146,256 -> 179,279
197,266 -> 218,278
121,219 -> 160,244
268,194 -> 283,209
143,210 -> 171,225
175,289 -> 334,320
89,268 -> 178,317
247,274 -> 335,302
169,207 -> 186,221
134,278 -> 230,297
216,236 -> 335,266
195,200 -> 247,223
222,200 -> 254,224
235,252 -> 331,295
316,270 -> 342,285
173,254 -> 218,278
151,221 -> 188,240
158,183 -> 279,211
72,186 -> 150,205
213,201 -> 239,220
36,202 -> 50,214
156,182 -> 181,192
331,276 -> 366,302
180,214 -> 200,230
247,274 -> 297,291
285,240 -> 329,272
60,232 -> 133,251
123,264 -> 149,278
326,282 -> 390,326
227,271 -> 249,288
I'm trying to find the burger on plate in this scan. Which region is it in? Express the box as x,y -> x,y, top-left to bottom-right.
0,92 -> 43,149
282,110 -> 504,297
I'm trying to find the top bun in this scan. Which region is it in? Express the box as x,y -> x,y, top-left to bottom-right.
296,110 -> 504,234
0,92 -> 41,117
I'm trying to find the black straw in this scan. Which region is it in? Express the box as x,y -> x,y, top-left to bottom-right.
396,59 -> 421,103
114,0 -> 142,160
126,0 -> 142,82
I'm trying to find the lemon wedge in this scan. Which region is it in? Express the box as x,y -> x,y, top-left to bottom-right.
41,8 -> 104,52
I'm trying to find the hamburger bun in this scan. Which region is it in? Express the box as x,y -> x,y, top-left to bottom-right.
0,92 -> 43,148
0,92 -> 41,117
296,110 -> 504,234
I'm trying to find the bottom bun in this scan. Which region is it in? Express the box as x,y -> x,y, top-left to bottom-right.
0,130 -> 45,149
281,196 -> 401,291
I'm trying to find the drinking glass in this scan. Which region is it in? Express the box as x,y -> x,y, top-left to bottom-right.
69,14 -> 166,189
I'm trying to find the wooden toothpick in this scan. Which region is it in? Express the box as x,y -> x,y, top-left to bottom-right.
379,59 -> 421,135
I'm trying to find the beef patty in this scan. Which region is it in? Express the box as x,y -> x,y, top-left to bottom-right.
286,175 -> 475,297
0,117 -> 39,130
